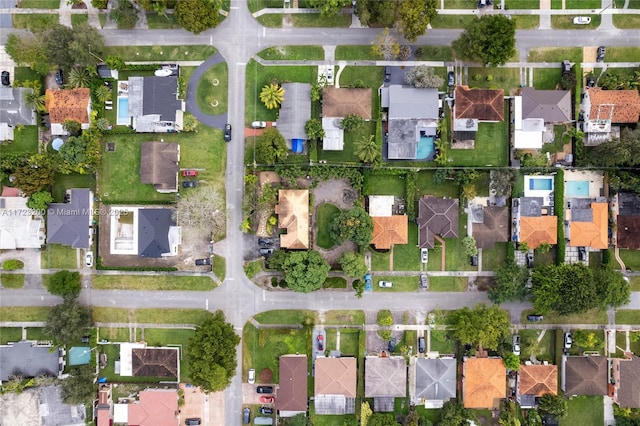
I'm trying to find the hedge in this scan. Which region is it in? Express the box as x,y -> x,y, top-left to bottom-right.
2,259 -> 24,271
554,170 -> 565,264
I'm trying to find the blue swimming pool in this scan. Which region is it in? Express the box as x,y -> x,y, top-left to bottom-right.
417,135 -> 434,160
566,180 -> 589,197
529,177 -> 553,191
68,346 -> 91,366
117,96 -> 130,125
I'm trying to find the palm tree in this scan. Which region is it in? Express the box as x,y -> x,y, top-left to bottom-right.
259,83 -> 284,110
354,135 -> 380,164
24,90 -> 46,113
94,118 -> 111,132
94,85 -> 112,103
68,67 -> 90,88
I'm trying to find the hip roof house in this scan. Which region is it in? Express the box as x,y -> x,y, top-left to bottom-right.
275,189 -> 309,249
277,355 -> 308,417
314,357 -> 357,415
463,357 -> 506,409
412,357 -> 457,408
47,188 -> 93,249
418,196 -> 459,249
562,355 -> 608,396
139,142 -> 180,193
44,88 -> 91,136
321,87 -> 372,151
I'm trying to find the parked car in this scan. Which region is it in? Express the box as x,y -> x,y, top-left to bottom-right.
258,237 -> 274,247
419,274 -> 428,289
251,121 -> 267,129
525,252 -> 534,268
562,60 -> 572,74
182,180 -> 198,188
478,0 -> 486,8
259,248 -> 274,256
364,274 -> 372,291
447,71 -> 455,86
586,75 -> 596,88
578,246 -> 587,261
378,280 -> 393,288
182,169 -> 198,177
388,337 -> 396,352
384,66 -> 391,82
418,337 -> 425,353
248,368 -> 255,384
513,335 -> 521,356
469,255 -> 478,266
1,71 -> 9,86
243,408 -> 250,424
55,69 -> 64,85
185,419 -> 201,426
317,335 -> 324,351
259,396 -> 274,404
85,252 -> 93,268
326,67 -> 333,84
256,386 -> 273,394
259,406 -> 273,415
195,258 -> 211,266
596,46 -> 606,62
564,332 -> 573,349
573,16 -> 591,25
527,314 -> 544,322
224,123 -> 232,142
421,248 -> 428,264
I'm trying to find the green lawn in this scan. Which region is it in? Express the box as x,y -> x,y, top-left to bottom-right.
551,0 -> 562,8
429,329 -> 455,354
92,308 -> 213,324
316,203 -> 341,249
52,173 -> 94,202
629,277 -> 640,291
91,275 -> 216,291
430,15 -> 477,28
291,13 -> 351,27
0,126 -> 38,154
41,244 -> 78,269
505,0 -> 540,8
514,15 -> 540,29
248,0 -> 283,12
337,329 -> 360,356
467,67 -> 521,92
392,223 -> 420,271
26,327 -> 50,341
212,254 -> 226,282
482,242 -> 507,272
371,275 -> 419,292
146,13 -> 181,29
616,310 -> 640,324
98,327 -> 131,343
143,328 -> 195,382
335,45 -> 382,61
323,277 -> 347,288
533,68 -> 562,90
448,111 -> 509,167
429,276 -> 467,291
528,47 -> 583,63
521,308 -> 608,324
243,259 -> 264,279
1,274 -> 25,289
102,45 -> 217,62
370,249 -> 391,271
551,15 -> 601,29
324,310 -> 365,325
416,170 -> 459,198
565,0 -> 600,7
12,14 -> 58,30
258,46 -> 324,60
19,0 -> 59,7
414,46 -> 454,61
196,62 -> 228,115
0,307 -> 50,322
561,396 -> 604,426
443,0 -> 475,8
253,310 -> 316,325
518,329 -> 556,362
364,173 -> 405,198
613,14 -> 640,29
310,403 -> 357,426
71,13 -> 88,27
605,47 -> 640,62
319,121 -> 376,164
0,328 -> 23,344
256,14 -> 284,27
619,249 -> 640,271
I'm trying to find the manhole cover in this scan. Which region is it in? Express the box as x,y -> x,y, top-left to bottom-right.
106,142 -> 116,152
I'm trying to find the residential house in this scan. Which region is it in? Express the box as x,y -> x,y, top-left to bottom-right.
139,142 -> 180,193
412,357 -> 457,408
453,86 -> 504,144
380,85 -> 440,160
0,87 -> 36,141
562,355 -> 608,396
513,88 -> 571,150
97,64 -> 118,80
109,206 -> 181,258
277,83 -> 311,152
127,76 -> 184,133
314,357 -> 357,415
582,87 -> 640,145
44,88 -> 91,136
417,196 -> 459,249
517,364 -> 558,408
612,356 -> 640,408
0,195 -> 45,249
0,341 -> 64,383
566,199 -> 608,250
368,195 -> 408,250
96,384 -> 113,426
617,192 -> 640,250
512,177 -> 557,249
113,389 -> 178,426
275,189 -> 309,250
365,356 -> 407,412
471,204 -> 509,249
321,87 -> 372,151
277,355 -> 308,417
47,188 -> 93,249
463,357 -> 506,409
118,343 -> 179,379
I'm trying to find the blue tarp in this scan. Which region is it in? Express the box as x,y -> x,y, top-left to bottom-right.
292,139 -> 304,153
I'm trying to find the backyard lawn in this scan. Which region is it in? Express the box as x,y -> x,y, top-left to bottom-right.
319,121 -> 376,164
41,244 -> 78,270
98,327 -> 132,343
364,173 -> 405,198
196,62 -> 228,115
429,277 -> 468,292
52,173 -> 94,203
561,396 -> 604,426
92,308 -> 213,324
528,47 -> 582,63
258,46 -> 324,60
415,170 -> 459,198
310,404 -> 356,426
91,275 -> 216,291
448,107 -> 509,167
0,126 -> 38,154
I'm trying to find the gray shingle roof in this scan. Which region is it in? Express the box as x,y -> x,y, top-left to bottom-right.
564,356 -> 608,396
0,341 -> 62,381
0,87 -> 36,126
418,197 -> 459,249
364,357 -> 407,398
138,208 -> 175,258
521,88 -> 572,123
277,83 -> 311,140
47,189 -> 91,249
415,358 -> 457,402
388,85 -> 439,120
142,76 -> 181,121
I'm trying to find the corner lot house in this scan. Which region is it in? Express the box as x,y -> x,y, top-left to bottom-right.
368,195 -> 408,250
109,206 -> 181,257
114,389 -> 178,426
365,356 -> 407,412
417,196 -> 459,249
118,343 -> 179,379
0,341 -> 64,382
314,357 -> 357,415
616,192 -> 640,249
321,87 -> 371,151
0,195 -> 45,249
275,189 -> 309,250
47,188 -> 93,249
612,356 -> 640,408
582,87 -> 640,145
463,357 -> 506,409
276,83 -> 311,152
562,355 -> 608,396
277,355 -> 308,417
44,88 -> 91,136
513,88 -> 571,150
139,142 -> 180,193
411,357 -> 457,408
517,364 -> 558,408
126,75 -> 184,133
453,86 -> 504,144
0,87 -> 36,141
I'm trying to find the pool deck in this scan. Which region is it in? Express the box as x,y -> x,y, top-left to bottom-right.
563,170 -> 604,199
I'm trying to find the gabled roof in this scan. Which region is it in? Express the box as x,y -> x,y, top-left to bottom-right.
277,83 -> 311,140
472,206 -> 509,249
519,216 -> 557,248
371,216 -> 408,249
131,347 -> 178,378
418,197 -> 459,249
315,357 -> 357,398
44,88 -> 91,124
138,208 -> 177,258
568,202 -> 608,249
463,357 -> 506,409
0,341 -> 62,381
617,356 -> 640,408
277,355 -> 308,413
0,87 -> 36,126
415,358 -> 457,402
47,189 -> 92,249
139,142 -> 180,192
365,356 -> 407,398
617,216 -> 640,250
127,389 -> 178,426
454,86 -> 504,121
275,189 -> 309,249
520,88 -> 572,123
386,85 -> 439,120
564,356 -> 608,396
322,87 -> 372,119
587,87 -> 640,123
518,364 -> 558,397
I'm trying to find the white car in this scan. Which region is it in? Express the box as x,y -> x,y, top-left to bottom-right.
573,16 -> 591,25
251,121 -> 267,129
248,368 -> 255,384
421,248 -> 428,264
85,252 -> 93,268
378,281 -> 393,288
326,68 -> 333,84
564,332 -> 573,349
512,335 -> 521,356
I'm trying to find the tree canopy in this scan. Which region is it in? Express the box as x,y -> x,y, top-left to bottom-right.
439,401 -> 477,426
174,186 -> 225,241
110,0 -> 139,29
61,365 -> 95,404
538,393 -> 568,418
188,310 -> 241,392
449,304 -> 510,351
44,298 -> 93,346
452,15 -> 516,66
397,0 -> 438,42
329,204 -> 374,248
255,128 -> 288,165
339,252 -> 368,278
47,270 -> 82,298
371,28 -> 400,60
27,190 -> 53,211
282,250 -> 331,293
404,65 -> 444,88
308,0 -> 350,17
175,0 -> 222,34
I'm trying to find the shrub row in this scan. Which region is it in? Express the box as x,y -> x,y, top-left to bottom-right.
554,169 -> 565,264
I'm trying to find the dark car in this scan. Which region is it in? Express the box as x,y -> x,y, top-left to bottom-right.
195,258 -> 211,266
586,75 -> 595,88
259,407 -> 274,415
182,169 -> 198,177
185,419 -> 201,426
243,408 -> 250,424
55,69 -> 64,86
469,255 -> 478,266
256,386 -> 274,394
384,66 -> 391,82
182,180 -> 198,188
258,237 -> 274,247
419,274 -> 428,289
388,337 -> 396,352
317,335 -> 324,351
597,46 -> 606,62
224,123 -> 232,142
447,71 -> 455,86
418,337 -> 425,353
578,246 -> 587,261
562,60 -> 572,74
525,252 -> 534,268
527,314 -> 544,322
259,248 -> 274,256
1,71 -> 9,87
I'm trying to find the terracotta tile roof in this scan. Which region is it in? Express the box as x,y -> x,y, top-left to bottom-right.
315,357 -> 357,398
518,364 -> 558,397
277,355 -> 308,412
519,216 -> 557,248
127,389 -> 178,426
44,88 -> 91,124
454,86 -> 504,121
587,87 -> 640,123
275,189 -> 309,249
616,356 -> 640,408
564,356 -> 608,396
463,358 -> 506,409
371,215 -> 408,249
418,196 -> 459,249
617,216 -> 640,250
569,202 -> 608,249
322,87 -> 372,119
472,206 -> 509,249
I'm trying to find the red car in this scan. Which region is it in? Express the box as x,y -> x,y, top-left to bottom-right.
259,396 -> 274,404
317,335 -> 324,351
182,170 -> 198,177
